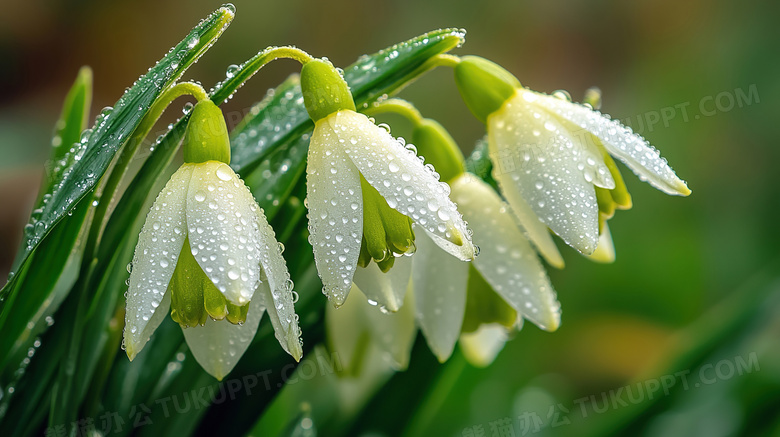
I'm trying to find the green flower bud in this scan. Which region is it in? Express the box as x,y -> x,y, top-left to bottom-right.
301,58 -> 356,123
412,118 -> 465,183
454,56 -> 521,123
182,100 -> 231,164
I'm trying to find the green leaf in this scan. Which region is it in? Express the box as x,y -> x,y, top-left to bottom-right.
1,4 -> 235,299
0,67 -> 93,404
45,66 -> 93,195
0,5 -> 236,432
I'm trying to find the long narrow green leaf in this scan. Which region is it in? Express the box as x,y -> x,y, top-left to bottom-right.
0,68 -> 93,414
0,6 -> 237,433
1,4 -> 235,299
44,66 -> 93,196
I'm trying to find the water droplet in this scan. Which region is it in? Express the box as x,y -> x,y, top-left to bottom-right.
216,166 -> 233,181
226,64 -> 239,78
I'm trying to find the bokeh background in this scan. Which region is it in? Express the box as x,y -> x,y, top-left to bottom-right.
1,0 -> 779,435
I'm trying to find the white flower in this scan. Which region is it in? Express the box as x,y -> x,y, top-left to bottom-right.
326,284 -> 417,373
412,173 -> 561,362
124,161 -> 301,380
306,109 -> 475,306
488,88 -> 690,256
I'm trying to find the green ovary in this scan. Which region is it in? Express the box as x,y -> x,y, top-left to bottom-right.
170,237 -> 250,328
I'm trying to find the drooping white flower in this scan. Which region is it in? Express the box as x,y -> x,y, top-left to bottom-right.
301,59 -> 475,307
123,100 -> 301,380
489,88 -> 689,255
324,173 -> 560,369
325,284 -> 417,373
412,173 -> 561,362
455,56 -> 690,258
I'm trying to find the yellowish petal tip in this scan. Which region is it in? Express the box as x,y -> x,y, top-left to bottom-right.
546,317 -> 561,332
288,334 -> 303,362
548,256 -> 565,270
125,343 -> 137,361
435,352 -> 451,364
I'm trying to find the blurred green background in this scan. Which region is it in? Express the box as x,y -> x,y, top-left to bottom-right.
1,0 -> 778,435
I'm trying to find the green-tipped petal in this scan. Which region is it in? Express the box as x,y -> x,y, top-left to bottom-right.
586,222 -> 616,264
459,324 -> 509,368
256,208 -> 303,361
182,288 -> 266,380
186,162 -> 262,306
452,175 -> 560,331
329,110 -> 475,260
532,89 -> 691,196
489,91 -> 602,255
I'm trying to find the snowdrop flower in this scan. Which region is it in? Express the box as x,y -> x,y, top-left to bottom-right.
324,115 -> 560,368
300,58 -> 475,307
326,284 -> 417,373
413,173 -> 561,363
454,56 -> 691,259
409,122 -> 560,363
123,100 -> 302,380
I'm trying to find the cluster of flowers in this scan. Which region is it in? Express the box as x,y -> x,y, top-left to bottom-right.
123,53 -> 689,380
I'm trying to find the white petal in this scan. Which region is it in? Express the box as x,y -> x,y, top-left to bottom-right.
352,256 -> 412,312
489,91 -> 600,254
182,288 -> 266,380
186,162 -> 261,306
411,230 -> 468,362
531,90 -> 690,195
255,209 -> 303,360
451,175 -> 561,331
586,222 -> 616,263
459,324 -> 508,368
307,120 -> 363,306
326,285 -> 416,373
498,181 -> 565,269
330,111 -> 475,261
124,165 -> 192,359
325,283 -> 370,375
363,286 -> 417,371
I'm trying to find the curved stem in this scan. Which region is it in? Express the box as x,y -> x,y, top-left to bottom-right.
210,46 -> 314,105
363,98 -> 424,125
427,53 -> 461,69
86,81 -> 208,259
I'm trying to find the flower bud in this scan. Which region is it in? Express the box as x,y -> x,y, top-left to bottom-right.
454,56 -> 521,123
412,118 -> 464,183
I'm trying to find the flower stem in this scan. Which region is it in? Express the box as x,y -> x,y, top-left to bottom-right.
86,81 -> 208,258
210,46 -> 314,105
363,98 -> 465,183
363,98 -> 424,126
427,53 -> 462,68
